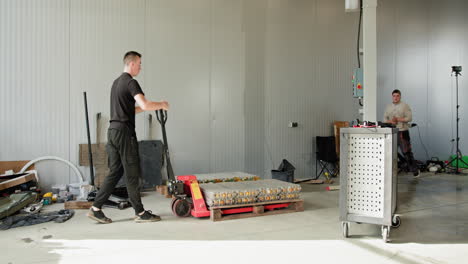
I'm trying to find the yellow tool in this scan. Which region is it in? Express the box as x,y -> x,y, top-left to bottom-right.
43,192 -> 53,205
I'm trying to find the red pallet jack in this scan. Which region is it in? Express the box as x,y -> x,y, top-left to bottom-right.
156,110 -> 209,217
156,110 -> 297,218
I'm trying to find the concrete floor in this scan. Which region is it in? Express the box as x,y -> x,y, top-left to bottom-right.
2,172 -> 468,264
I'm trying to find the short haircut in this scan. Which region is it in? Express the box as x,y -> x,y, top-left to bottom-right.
392,89 -> 401,95
123,51 -> 141,65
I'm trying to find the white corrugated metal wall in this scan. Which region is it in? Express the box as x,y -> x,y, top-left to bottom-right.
263,0 -> 360,178
377,0 -> 468,162
0,0 -> 71,189
2,0 -> 466,190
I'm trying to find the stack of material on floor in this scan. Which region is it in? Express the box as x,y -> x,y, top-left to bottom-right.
255,179 -> 301,202
200,179 -> 301,207
195,172 -> 261,183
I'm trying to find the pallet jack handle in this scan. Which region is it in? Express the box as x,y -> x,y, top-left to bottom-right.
156,110 -> 175,182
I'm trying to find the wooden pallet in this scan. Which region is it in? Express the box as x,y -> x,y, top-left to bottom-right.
294,179 -> 324,184
209,199 -> 304,222
64,201 -> 93,209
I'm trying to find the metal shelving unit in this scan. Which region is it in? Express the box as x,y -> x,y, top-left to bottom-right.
339,127 -> 400,242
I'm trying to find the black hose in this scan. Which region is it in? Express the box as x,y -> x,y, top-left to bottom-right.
357,0 -> 363,68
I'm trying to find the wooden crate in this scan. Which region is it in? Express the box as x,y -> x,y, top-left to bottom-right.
0,160 -> 35,174
334,121 -> 349,156
156,185 -> 172,198
0,160 -> 37,192
209,199 -> 304,222
0,171 -> 37,191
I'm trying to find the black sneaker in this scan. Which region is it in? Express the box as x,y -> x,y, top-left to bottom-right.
135,210 -> 161,223
413,169 -> 421,178
87,208 -> 112,224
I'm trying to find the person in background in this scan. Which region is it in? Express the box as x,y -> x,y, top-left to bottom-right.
383,89 -> 420,177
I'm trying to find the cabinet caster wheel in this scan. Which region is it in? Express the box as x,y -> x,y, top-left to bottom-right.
392,215 -> 401,228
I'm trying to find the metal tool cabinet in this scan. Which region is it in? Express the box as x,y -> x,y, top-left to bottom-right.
339,128 -> 401,242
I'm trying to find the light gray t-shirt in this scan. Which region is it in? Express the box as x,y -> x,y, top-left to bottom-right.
383,101 -> 412,131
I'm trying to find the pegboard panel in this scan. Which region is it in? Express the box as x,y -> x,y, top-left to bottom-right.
346,134 -> 385,218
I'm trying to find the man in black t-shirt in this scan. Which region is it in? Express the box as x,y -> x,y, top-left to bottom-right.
88,51 -> 169,224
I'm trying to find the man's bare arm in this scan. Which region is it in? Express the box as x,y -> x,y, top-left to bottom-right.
134,94 -> 169,113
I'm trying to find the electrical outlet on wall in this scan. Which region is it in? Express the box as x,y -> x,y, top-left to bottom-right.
288,122 -> 298,128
